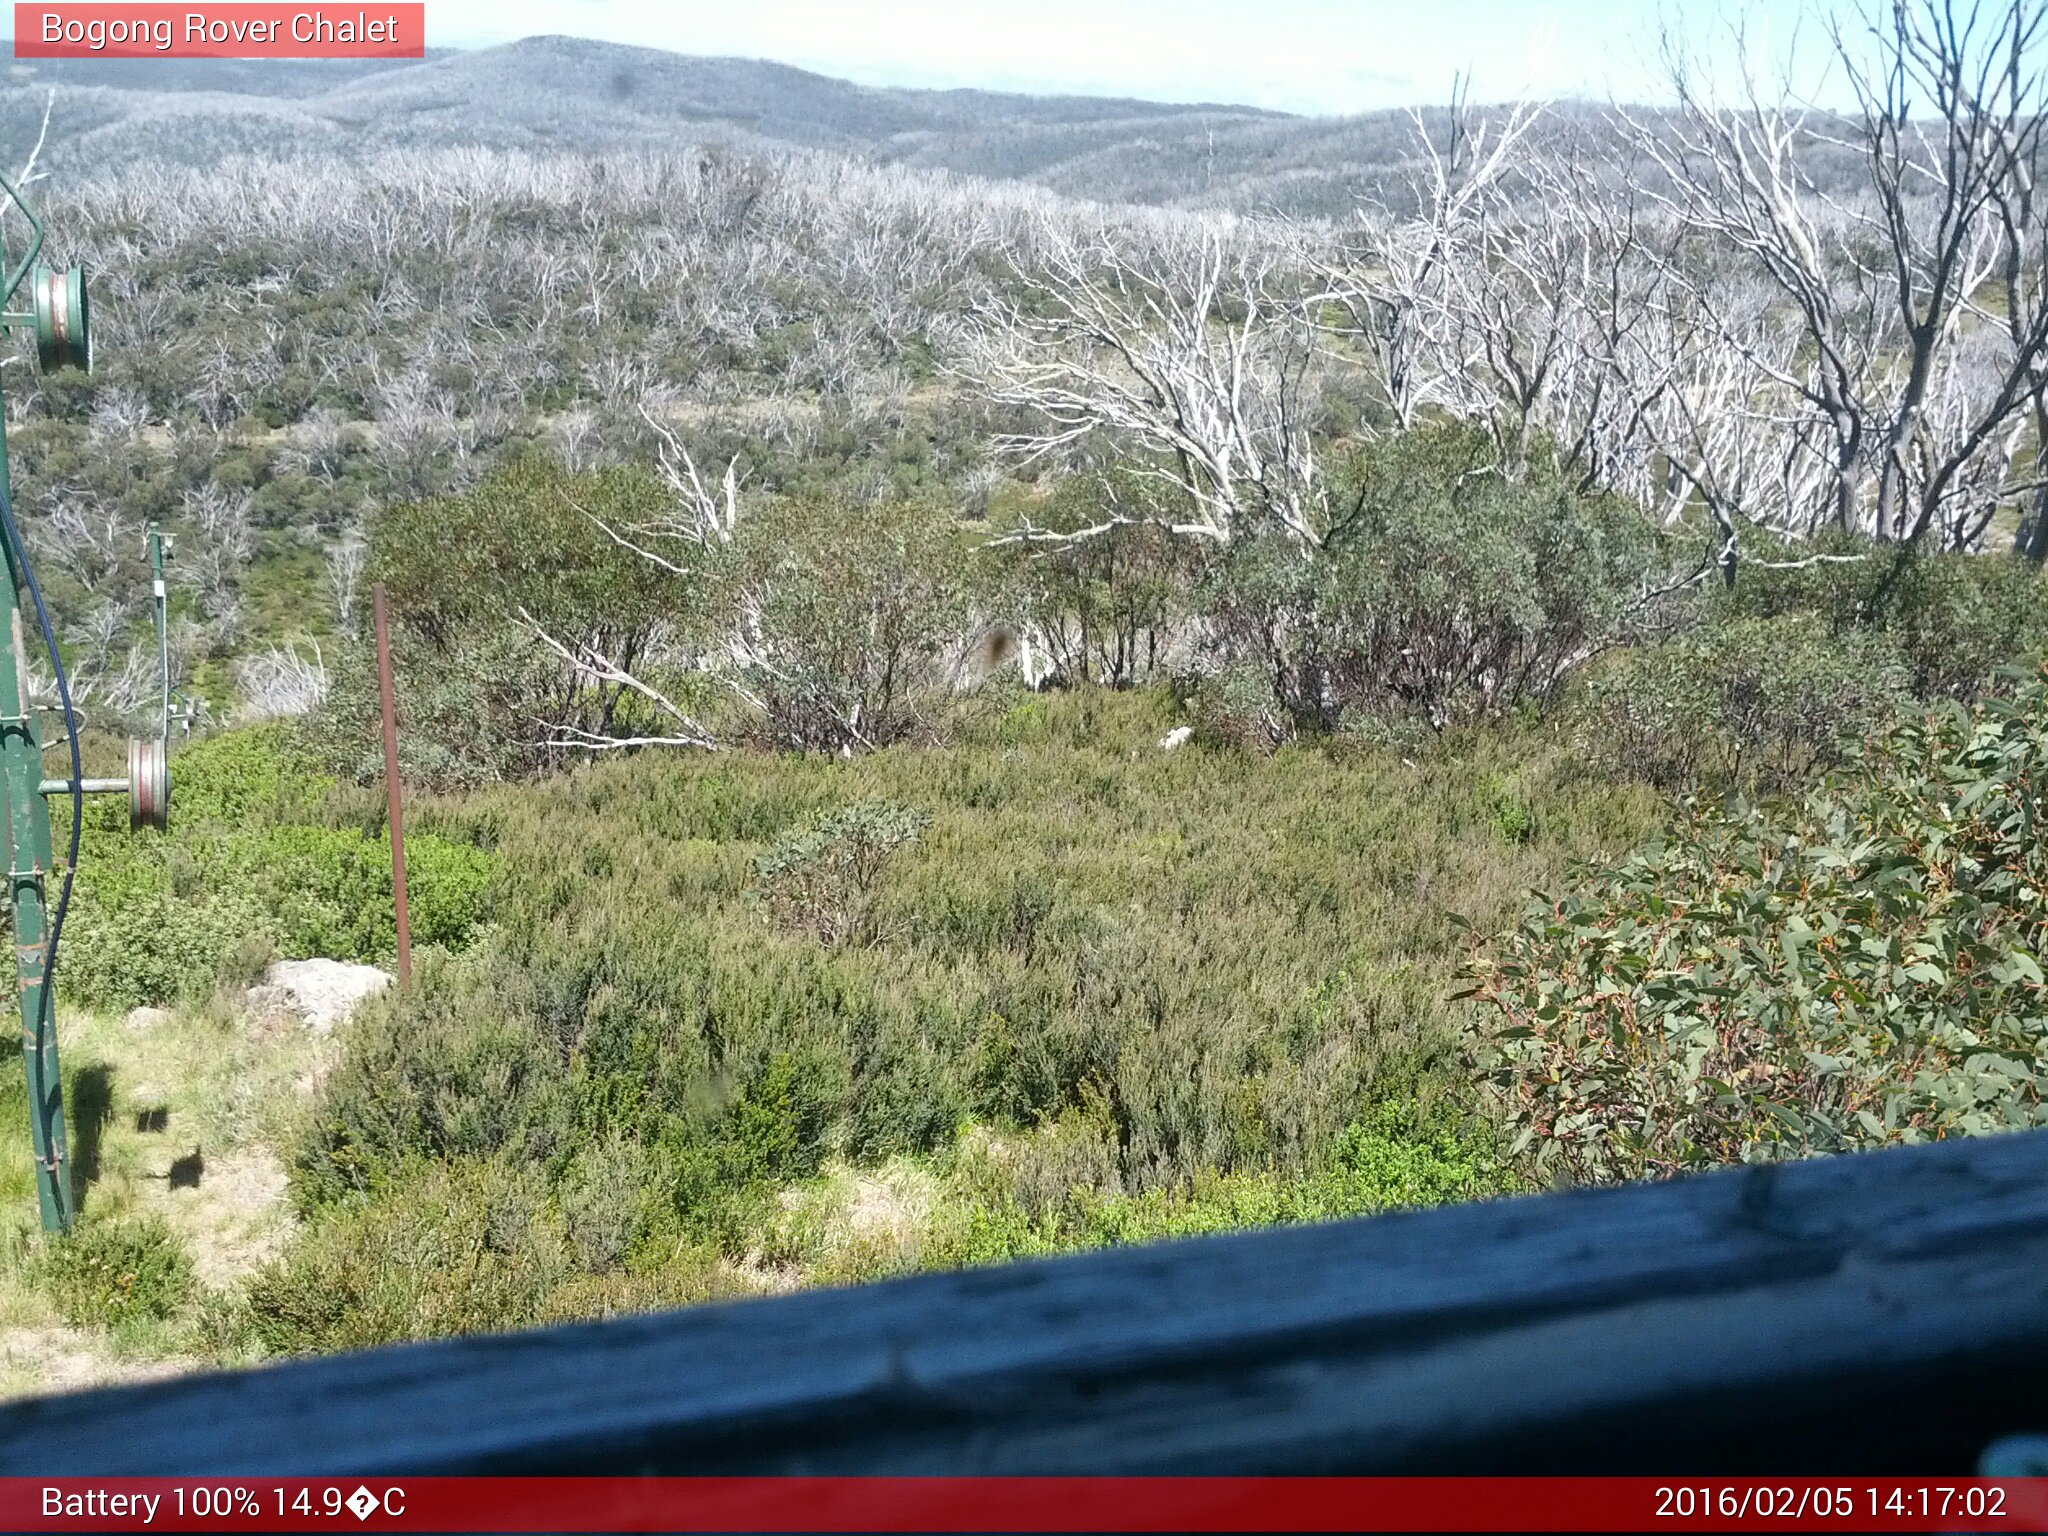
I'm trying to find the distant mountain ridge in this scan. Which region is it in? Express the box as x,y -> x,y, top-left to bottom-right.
0,34 -> 1441,215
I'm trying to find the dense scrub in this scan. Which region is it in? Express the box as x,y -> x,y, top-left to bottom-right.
25,409 -> 2048,1368
319,425 -> 1677,785
8,41 -> 2048,1388
234,689 -> 1654,1349
1572,544 -> 2048,795
23,554 -> 2048,1366
1204,427 -> 1664,734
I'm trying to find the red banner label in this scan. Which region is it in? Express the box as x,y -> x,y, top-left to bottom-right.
13,4 -> 424,58
1,1478 -> 2046,1533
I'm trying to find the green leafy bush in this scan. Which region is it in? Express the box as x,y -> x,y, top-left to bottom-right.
1467,667 -> 2048,1185
289,951 -> 561,1209
352,461 -> 987,772
304,627 -> 559,789
1478,772 -> 1538,845
731,496 -> 981,751
60,725 -> 496,1010
921,1103 -> 1514,1269
349,455 -> 709,785
167,723 -> 334,823
64,819 -> 493,1010
36,1217 -> 194,1328
1205,423 -> 1664,734
1715,544 -> 2048,701
754,801 -> 929,945
1573,615 -> 1914,792
245,1157 -> 752,1355
60,886 -> 277,1014
247,824 -> 496,958
992,470 -> 1202,688
1186,663 -> 1287,752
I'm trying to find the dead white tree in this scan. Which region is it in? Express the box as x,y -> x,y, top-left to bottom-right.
964,216 -> 1333,548
234,639 -> 329,722
36,489 -> 138,594
182,482 -> 253,635
325,523 -> 367,636
637,396 -> 741,550
1429,136 -> 1686,485
1836,0 -> 2048,545
1318,82 -> 1546,432
0,91 -> 54,311
1626,0 -> 2048,548
516,606 -> 720,754
1962,1 -> 2048,561
1620,37 -> 1890,538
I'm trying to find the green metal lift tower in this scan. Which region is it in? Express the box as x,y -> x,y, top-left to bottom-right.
0,167 -> 172,1234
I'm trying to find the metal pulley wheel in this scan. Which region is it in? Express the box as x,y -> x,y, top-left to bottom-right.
33,264 -> 89,374
128,736 -> 168,831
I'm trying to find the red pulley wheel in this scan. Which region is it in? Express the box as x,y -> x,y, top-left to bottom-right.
128,737 -> 168,831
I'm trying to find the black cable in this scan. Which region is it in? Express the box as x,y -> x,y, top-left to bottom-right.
0,474 -> 82,1042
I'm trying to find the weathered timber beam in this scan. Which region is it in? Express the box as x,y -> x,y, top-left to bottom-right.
4,1131 -> 2046,1475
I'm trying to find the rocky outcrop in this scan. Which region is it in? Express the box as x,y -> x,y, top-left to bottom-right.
244,958 -> 393,1036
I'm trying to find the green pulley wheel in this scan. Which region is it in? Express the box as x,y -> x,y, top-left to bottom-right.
32,264 -> 89,374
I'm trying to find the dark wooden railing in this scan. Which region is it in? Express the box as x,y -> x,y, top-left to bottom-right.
4,1130 -> 2045,1475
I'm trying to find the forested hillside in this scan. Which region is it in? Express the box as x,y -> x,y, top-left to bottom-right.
1,6 -> 2045,1395
1,37 -> 1349,209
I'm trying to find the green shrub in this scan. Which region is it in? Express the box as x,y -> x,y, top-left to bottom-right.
246,824 -> 495,959
1205,423 -> 1665,733
64,822 -> 493,1010
754,800 -> 928,945
921,1103 -> 1513,1270
1186,663 -> 1287,750
36,1217 -> 194,1328
1716,543 -> 2048,701
354,455 -> 711,785
405,835 -> 499,947
351,461 -> 989,772
59,724 -> 497,1009
246,1159 -> 576,1354
719,1050 -> 848,1185
60,885 -> 275,1012
1573,614 -> 1914,792
1467,667 -> 2048,1185
166,723 -> 333,825
731,495 -> 981,751
304,627 -> 562,789
991,470 -> 1202,688
1478,772 -> 1537,845
290,951 -> 560,1209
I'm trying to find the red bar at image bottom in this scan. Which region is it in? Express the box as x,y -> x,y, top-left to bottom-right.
6,1478 -> 2048,1533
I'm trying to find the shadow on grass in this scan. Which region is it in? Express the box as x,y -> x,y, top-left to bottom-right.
168,1148 -> 204,1190
67,1063 -> 114,1214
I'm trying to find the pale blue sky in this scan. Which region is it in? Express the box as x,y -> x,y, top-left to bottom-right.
432,0 -> 1834,116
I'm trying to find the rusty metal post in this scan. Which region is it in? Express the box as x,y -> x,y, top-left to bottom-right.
372,583 -> 412,988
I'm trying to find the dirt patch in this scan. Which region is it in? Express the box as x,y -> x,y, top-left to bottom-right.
149,1146 -> 294,1289
845,1173 -> 929,1246
0,1325 -> 191,1398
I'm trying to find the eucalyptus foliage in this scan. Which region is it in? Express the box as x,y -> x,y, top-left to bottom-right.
1467,668 -> 2048,1184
